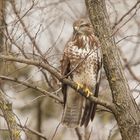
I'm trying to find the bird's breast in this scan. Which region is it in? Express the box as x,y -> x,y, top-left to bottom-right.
67,46 -> 98,87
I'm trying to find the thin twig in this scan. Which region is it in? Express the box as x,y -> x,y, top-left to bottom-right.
75,128 -> 85,140
18,124 -> 48,140
0,75 -> 62,103
112,1 -> 140,29
10,0 -> 43,56
0,55 -> 115,112
51,122 -> 61,140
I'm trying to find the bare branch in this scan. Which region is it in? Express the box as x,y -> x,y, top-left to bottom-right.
18,124 -> 48,140
85,0 -> 140,139
0,90 -> 21,140
119,49 -> 140,82
112,1 -> 140,29
0,75 -> 62,103
0,54 -> 115,111
10,0 -> 43,56
75,128 -> 85,140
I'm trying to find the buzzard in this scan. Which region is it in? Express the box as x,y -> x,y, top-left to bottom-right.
61,19 -> 102,128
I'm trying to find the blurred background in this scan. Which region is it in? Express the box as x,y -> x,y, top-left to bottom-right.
0,0 -> 140,140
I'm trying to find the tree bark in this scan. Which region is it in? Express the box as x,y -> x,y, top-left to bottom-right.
0,1 -> 21,140
0,90 -> 21,140
85,0 -> 140,140
0,0 -> 5,52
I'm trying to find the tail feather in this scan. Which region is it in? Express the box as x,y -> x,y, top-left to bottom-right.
62,92 -> 83,128
80,99 -> 90,126
62,105 -> 81,127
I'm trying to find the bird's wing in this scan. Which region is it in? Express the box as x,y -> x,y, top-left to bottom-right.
81,47 -> 102,127
61,44 -> 71,106
61,42 -> 84,128
91,56 -> 102,121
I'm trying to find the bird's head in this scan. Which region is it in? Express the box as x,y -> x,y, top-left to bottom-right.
73,19 -> 93,35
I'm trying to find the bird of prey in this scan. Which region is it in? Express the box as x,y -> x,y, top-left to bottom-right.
61,19 -> 102,128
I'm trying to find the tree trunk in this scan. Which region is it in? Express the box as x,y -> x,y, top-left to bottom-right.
0,90 -> 21,140
0,0 -> 5,52
85,0 -> 140,140
0,1 -> 21,140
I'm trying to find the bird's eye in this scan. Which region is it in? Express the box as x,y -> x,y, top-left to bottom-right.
80,24 -> 89,27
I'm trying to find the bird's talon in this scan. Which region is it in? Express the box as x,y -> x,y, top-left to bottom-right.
76,83 -> 92,97
84,88 -> 92,97
76,83 -> 84,90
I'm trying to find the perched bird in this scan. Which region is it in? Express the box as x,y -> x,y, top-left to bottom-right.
61,19 -> 102,128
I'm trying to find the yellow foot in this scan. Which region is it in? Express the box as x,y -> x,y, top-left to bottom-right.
76,83 -> 84,90
84,88 -> 93,97
76,82 -> 92,97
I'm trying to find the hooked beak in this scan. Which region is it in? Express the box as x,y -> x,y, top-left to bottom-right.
74,26 -> 79,33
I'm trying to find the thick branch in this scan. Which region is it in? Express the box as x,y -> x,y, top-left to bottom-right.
0,55 -> 115,111
0,90 -> 20,140
85,0 -> 140,140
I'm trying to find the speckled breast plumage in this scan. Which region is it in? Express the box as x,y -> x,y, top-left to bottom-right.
61,19 -> 102,127
64,37 -> 100,88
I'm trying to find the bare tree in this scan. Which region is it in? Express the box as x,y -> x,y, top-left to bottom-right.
0,0 -> 139,140
85,0 -> 140,140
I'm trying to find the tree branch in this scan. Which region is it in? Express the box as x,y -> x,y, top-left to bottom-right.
112,1 -> 140,29
10,0 -> 43,56
0,90 -> 21,140
85,0 -> 140,140
0,75 -> 62,103
0,54 -> 115,112
18,124 -> 48,140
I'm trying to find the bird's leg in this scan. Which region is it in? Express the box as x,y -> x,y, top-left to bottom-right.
76,82 -> 84,90
84,87 -> 93,97
76,82 -> 92,97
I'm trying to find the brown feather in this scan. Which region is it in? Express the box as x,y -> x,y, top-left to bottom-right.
61,50 -> 71,106
61,19 -> 102,127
